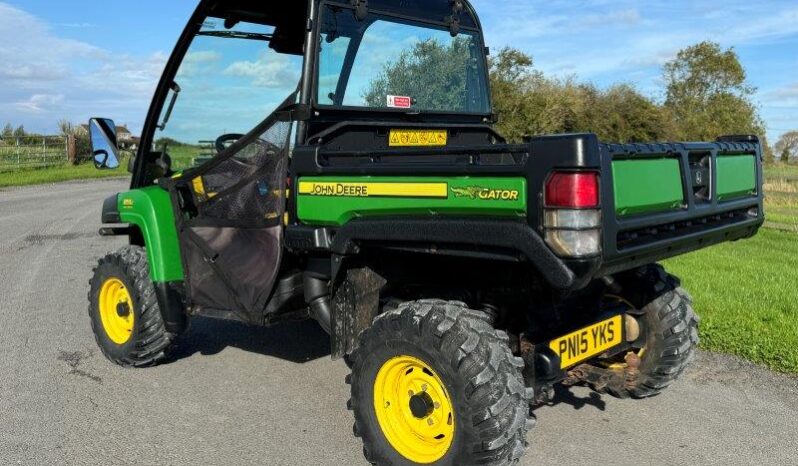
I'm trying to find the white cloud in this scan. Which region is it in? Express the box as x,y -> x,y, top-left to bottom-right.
576,9 -> 641,29
0,3 -> 107,78
475,0 -> 798,80
224,54 -> 300,88
59,23 -> 97,29
766,82 -> 798,101
0,2 -> 165,134
177,50 -> 221,78
13,93 -> 65,113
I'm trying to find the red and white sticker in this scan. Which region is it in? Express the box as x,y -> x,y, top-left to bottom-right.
387,95 -> 413,108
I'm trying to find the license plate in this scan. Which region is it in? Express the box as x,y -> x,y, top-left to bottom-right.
549,315 -> 624,369
388,129 -> 448,147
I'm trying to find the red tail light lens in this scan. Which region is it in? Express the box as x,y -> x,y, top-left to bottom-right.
545,172 -> 600,208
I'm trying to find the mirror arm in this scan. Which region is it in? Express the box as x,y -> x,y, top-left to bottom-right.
93,150 -> 109,169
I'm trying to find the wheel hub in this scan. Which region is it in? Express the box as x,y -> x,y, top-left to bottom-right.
98,278 -> 135,345
409,392 -> 435,419
373,355 -> 455,464
116,302 -> 131,318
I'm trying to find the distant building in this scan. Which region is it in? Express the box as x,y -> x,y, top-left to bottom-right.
78,124 -> 140,151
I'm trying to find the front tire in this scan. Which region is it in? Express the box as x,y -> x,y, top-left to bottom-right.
348,300 -> 533,466
88,246 -> 175,367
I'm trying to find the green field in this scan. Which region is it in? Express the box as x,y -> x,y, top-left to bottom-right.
0,161 -> 130,188
664,163 -> 798,373
0,142 -> 209,189
664,229 -> 798,373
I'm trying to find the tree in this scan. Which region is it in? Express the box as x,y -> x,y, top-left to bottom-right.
364,37 -> 475,112
663,41 -> 764,141
775,131 -> 798,164
13,125 -> 26,138
585,83 -> 675,143
58,119 -> 76,137
488,48 -> 671,143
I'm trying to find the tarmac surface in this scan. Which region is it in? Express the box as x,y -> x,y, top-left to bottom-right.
1,179 -> 797,465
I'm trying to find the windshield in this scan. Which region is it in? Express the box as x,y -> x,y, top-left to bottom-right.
154,17 -> 302,169
317,5 -> 491,114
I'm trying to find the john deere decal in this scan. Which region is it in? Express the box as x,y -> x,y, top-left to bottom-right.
298,181 -> 448,198
451,186 -> 520,201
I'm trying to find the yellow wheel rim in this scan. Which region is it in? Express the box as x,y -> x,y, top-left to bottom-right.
373,355 -> 455,464
98,278 -> 135,345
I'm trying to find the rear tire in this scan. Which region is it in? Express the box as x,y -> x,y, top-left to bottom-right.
88,246 -> 176,367
585,264 -> 699,398
348,300 -> 533,466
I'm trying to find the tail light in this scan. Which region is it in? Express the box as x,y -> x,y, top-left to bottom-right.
544,171 -> 602,258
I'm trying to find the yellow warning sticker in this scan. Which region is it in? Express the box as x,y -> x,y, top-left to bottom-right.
389,129 -> 448,147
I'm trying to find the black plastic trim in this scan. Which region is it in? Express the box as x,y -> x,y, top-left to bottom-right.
154,281 -> 188,334
101,194 -> 120,224
328,218 -> 576,289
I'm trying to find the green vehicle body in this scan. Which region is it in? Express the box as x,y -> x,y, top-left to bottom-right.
295,176 -> 527,226
117,187 -> 184,283
122,153 -> 760,286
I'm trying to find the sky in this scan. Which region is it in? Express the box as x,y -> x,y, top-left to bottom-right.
0,0 -> 796,143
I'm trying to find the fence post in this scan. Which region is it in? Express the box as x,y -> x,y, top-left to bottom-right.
67,135 -> 77,165
43,137 -> 47,166
16,138 -> 20,168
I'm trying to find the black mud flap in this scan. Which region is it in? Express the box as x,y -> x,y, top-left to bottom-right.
331,267 -> 387,359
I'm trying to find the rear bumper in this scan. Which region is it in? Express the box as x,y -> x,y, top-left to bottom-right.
599,210 -> 763,276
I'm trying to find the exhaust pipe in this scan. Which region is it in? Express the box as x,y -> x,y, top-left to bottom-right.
304,273 -> 331,334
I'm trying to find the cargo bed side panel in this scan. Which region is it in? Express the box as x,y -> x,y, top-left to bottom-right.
612,159 -> 684,217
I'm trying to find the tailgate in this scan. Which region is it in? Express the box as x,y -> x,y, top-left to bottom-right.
600,138 -> 763,273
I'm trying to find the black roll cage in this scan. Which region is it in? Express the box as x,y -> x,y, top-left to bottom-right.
131,0 -> 491,189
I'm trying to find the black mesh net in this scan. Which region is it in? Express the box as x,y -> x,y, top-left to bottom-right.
174,119 -> 292,321
195,120 -> 291,225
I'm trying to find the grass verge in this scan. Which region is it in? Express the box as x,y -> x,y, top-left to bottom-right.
663,228 -> 798,374
0,163 -> 129,189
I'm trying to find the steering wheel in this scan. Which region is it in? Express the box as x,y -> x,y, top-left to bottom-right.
215,133 -> 245,154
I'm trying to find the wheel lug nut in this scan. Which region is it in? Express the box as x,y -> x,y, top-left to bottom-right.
434,402 -> 441,409
427,418 -> 434,426
421,384 -> 428,392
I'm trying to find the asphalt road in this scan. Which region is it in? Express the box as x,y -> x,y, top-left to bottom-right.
1,179 -> 797,466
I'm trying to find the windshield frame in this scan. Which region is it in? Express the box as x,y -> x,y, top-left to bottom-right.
311,0 -> 493,117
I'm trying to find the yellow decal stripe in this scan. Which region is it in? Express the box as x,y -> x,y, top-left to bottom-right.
298,182 -> 448,198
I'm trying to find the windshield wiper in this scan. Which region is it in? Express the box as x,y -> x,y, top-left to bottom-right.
196,31 -> 273,41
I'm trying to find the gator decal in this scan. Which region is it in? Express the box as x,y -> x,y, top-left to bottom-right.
451,186 -> 521,201
298,181 -> 448,198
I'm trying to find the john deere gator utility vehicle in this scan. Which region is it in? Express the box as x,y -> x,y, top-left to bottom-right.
87,0 -> 764,464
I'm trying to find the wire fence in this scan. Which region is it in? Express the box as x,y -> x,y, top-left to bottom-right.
0,136 -> 71,172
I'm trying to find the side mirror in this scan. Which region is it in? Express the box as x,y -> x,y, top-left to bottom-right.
89,118 -> 120,170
